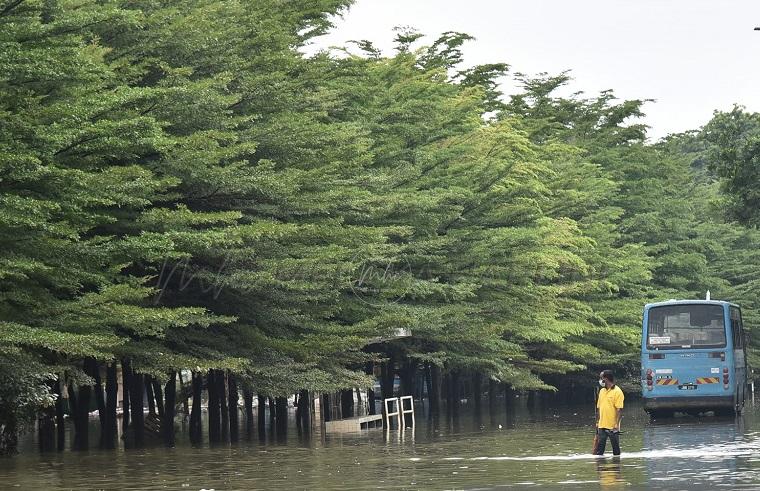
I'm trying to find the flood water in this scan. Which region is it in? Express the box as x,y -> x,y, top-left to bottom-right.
3,396 -> 760,490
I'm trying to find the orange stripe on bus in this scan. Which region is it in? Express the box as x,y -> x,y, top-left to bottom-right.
656,378 -> 678,385
696,377 -> 719,384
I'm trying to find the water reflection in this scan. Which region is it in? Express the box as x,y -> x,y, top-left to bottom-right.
596,457 -> 623,489
2,399 -> 760,489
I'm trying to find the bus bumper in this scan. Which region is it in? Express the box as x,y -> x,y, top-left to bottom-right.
643,396 -> 733,411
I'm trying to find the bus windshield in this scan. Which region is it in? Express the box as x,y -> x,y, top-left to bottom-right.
646,304 -> 726,349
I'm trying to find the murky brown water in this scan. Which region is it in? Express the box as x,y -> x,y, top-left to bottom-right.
2,397 -> 760,490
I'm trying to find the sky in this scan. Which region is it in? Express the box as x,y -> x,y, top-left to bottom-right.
309,0 -> 760,140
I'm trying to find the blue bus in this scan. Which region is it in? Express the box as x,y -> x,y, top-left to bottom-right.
641,299 -> 748,417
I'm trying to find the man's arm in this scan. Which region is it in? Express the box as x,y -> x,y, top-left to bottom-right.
614,408 -> 622,430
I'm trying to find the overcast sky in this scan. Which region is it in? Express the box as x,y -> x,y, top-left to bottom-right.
310,0 -> 760,139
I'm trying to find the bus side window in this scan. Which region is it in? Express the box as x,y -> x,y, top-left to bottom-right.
731,307 -> 743,349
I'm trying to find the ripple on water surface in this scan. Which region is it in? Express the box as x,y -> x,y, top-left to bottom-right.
2,400 -> 760,489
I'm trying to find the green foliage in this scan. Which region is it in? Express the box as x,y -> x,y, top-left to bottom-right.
2,0 -> 759,439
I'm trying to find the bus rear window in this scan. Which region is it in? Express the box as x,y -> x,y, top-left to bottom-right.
646,304 -> 726,349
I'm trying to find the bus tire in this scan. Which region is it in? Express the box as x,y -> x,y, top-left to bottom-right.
649,410 -> 673,420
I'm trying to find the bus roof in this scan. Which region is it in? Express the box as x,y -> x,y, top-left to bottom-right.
644,299 -> 739,310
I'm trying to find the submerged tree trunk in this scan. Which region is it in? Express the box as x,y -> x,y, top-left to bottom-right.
340,389 -> 354,419
321,393 -> 331,422
429,364 -> 442,418
268,397 -> 276,429
189,371 -> 202,445
473,372 -> 483,413
219,371 -> 229,443
70,379 -> 92,451
38,380 -> 56,452
145,376 -> 156,416
445,371 -> 453,421
365,362 -> 376,415
122,359 -> 132,433
90,360 -> 106,448
275,397 -> 288,431
207,370 -> 221,443
243,388 -> 254,438
178,372 -> 190,421
55,378 -> 65,451
275,396 -> 287,439
153,380 -> 165,418
298,390 -> 311,434
104,362 -> 118,449
400,360 -> 417,398
129,369 -> 145,447
380,356 -> 395,401
163,372 -> 176,447
228,373 -> 239,442
257,394 -> 266,439
0,417 -> 18,456
448,370 -> 460,422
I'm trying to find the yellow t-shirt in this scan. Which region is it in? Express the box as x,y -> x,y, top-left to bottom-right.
597,385 -> 624,429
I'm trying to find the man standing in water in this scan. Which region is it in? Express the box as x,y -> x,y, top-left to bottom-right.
595,369 -> 624,456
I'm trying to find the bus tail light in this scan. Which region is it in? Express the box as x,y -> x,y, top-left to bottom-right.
646,369 -> 653,390
723,368 -> 729,388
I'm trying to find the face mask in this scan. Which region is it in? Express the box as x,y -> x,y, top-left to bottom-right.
599,379 -> 605,387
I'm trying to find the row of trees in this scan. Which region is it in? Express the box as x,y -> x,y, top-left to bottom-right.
1,0 -> 758,453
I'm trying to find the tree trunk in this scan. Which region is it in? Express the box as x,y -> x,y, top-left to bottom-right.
275,397 -> 288,438
321,393 -> 331,422
104,363 -> 118,449
298,390 -> 311,434
380,357 -> 395,401
449,370 -> 460,421
219,371 -> 229,443
163,372 -> 176,447
400,360 -> 417,397
189,371 -> 202,445
228,373 -> 239,442
89,360 -> 106,448
268,397 -> 276,429
243,388 -> 254,438
0,418 -> 18,456
121,359 -> 131,433
504,384 -> 516,427
178,372 -> 189,421
153,380 -> 165,418
340,389 -> 354,418
129,370 -> 145,447
55,379 -> 65,451
145,376 -> 156,416
365,362 -> 376,415
444,372 -> 453,421
38,387 -> 56,453
429,364 -> 441,417
71,379 -> 92,451
257,394 -> 266,439
207,370 -> 221,443
473,372 -> 483,413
